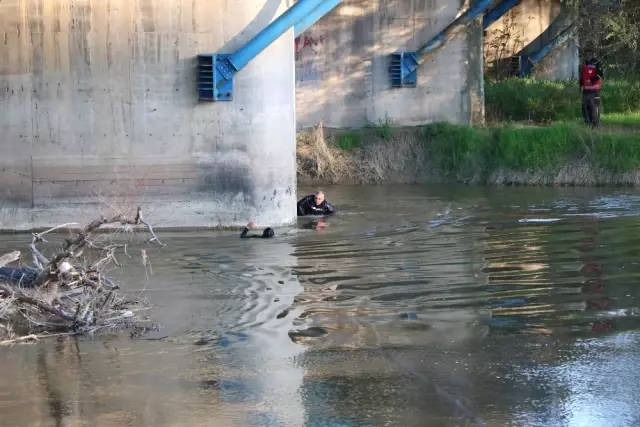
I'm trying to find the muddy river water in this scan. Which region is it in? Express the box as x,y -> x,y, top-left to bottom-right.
2,184 -> 640,427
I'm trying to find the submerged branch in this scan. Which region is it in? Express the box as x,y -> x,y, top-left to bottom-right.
0,333 -> 69,346
29,244 -> 49,269
0,284 -> 76,322
0,251 -> 20,268
133,207 -> 165,246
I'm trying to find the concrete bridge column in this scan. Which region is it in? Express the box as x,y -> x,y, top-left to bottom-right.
483,0 -> 578,80
529,8 -> 579,81
0,0 -> 297,230
295,0 -> 486,129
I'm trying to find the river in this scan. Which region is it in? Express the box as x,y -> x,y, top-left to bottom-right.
1,184 -> 640,427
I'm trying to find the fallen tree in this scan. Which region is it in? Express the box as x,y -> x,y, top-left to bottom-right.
0,207 -> 164,345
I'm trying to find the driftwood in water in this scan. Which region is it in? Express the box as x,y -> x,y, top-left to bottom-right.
0,208 -> 164,345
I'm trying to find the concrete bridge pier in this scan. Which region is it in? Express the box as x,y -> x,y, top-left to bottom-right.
483,0 -> 579,80
295,0 -> 487,129
0,0 -> 297,230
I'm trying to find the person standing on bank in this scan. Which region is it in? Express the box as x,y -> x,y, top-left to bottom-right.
297,191 -> 335,216
579,52 -> 603,128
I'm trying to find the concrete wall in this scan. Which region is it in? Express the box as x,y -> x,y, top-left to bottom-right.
484,0 -> 560,64
483,0 -> 578,80
522,7 -> 579,81
0,0 -> 297,230
532,34 -> 578,81
295,0 -> 485,129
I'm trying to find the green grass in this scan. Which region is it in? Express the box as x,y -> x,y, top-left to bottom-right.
332,121 -> 640,176
421,123 -> 492,177
485,77 -> 640,124
492,124 -> 581,170
601,112 -> 640,128
337,131 -> 361,151
422,122 -> 640,176
325,77 -> 640,182
334,118 -> 394,151
425,77 -> 640,177
593,131 -> 640,172
365,117 -> 394,140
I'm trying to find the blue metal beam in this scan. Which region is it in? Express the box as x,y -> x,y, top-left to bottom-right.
294,0 -> 343,38
226,0 -> 325,72
417,0 -> 494,63
198,0 -> 326,101
483,0 -> 522,30
520,24 -> 576,76
389,0 -> 495,88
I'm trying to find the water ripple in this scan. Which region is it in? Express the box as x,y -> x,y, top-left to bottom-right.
3,186 -> 640,426
285,195 -> 640,349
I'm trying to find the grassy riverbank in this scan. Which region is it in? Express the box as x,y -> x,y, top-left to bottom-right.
485,77 -> 640,125
297,78 -> 640,186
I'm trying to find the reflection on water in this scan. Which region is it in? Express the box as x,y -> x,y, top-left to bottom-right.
2,185 -> 640,426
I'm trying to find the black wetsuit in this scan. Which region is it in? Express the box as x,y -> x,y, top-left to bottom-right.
240,227 -> 274,238
297,195 -> 335,216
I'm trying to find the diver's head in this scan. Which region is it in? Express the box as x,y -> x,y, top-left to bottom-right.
263,227 -> 275,238
314,191 -> 325,205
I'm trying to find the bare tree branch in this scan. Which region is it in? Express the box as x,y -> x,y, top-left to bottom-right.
0,251 -> 20,268
0,284 -> 76,322
1,208 -> 161,344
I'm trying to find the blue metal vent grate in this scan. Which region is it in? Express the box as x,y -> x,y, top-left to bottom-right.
389,52 -> 418,88
197,54 -> 234,101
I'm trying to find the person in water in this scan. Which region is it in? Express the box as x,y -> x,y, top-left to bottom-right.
240,220 -> 274,238
299,218 -> 328,231
297,191 -> 335,216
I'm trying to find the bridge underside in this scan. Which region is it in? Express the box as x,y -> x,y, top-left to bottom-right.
295,0 -> 486,129
0,0 -> 578,230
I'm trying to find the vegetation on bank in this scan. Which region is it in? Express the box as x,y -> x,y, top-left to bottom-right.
297,77 -> 640,186
424,122 -> 640,179
485,78 -> 640,125
298,0 -> 640,186
297,122 -> 640,186
567,0 -> 640,77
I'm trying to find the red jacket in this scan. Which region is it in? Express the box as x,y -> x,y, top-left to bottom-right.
580,59 -> 602,92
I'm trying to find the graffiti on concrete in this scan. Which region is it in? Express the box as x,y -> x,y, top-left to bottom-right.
294,35 -> 325,53
295,34 -> 325,87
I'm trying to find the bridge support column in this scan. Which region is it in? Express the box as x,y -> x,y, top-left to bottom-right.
468,0 -> 486,125
0,0 -> 296,230
530,9 -> 579,80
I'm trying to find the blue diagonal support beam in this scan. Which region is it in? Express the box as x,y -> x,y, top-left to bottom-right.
416,0 -> 494,63
197,0 -> 328,101
483,0 -> 522,30
520,24 -> 577,76
225,0 -> 325,73
389,0 -> 495,88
